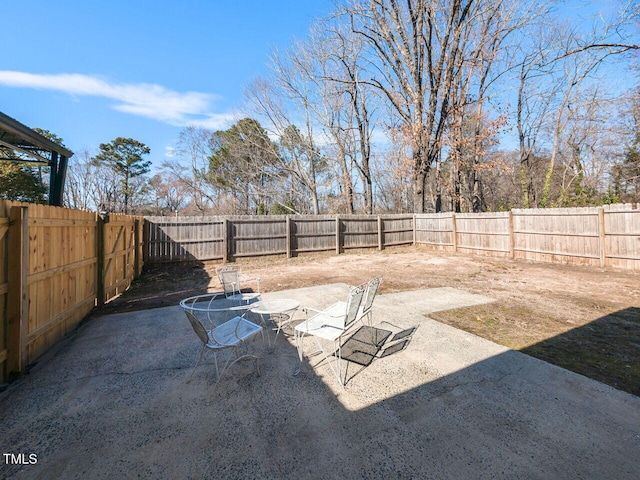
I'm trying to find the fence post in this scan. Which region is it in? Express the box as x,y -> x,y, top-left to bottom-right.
598,207 -> 606,268
7,206 -> 28,375
377,216 -> 383,250
508,210 -> 515,259
413,214 -> 417,246
134,219 -> 141,277
96,213 -> 105,306
142,219 -> 149,269
451,213 -> 458,252
222,218 -> 229,263
335,216 -> 341,255
286,216 -> 292,258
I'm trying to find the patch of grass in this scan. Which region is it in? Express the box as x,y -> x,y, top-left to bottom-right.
431,304 -> 640,396
522,308 -> 640,396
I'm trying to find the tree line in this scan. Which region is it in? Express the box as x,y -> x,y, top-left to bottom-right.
2,0 -> 639,215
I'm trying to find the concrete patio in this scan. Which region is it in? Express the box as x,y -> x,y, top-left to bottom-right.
1,284 -> 639,479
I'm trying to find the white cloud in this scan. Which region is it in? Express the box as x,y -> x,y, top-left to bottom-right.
0,70 -> 236,129
164,146 -> 177,157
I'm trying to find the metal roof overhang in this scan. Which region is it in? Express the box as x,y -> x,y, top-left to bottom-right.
0,111 -> 74,206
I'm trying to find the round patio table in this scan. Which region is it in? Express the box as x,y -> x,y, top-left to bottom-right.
250,298 -> 300,349
180,293 -> 259,326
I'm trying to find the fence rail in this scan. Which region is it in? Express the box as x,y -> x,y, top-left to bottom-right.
0,202 -> 143,383
144,215 -> 415,263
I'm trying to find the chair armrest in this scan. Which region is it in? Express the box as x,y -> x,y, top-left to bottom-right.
241,276 -> 261,293
303,306 -> 322,318
303,304 -> 345,319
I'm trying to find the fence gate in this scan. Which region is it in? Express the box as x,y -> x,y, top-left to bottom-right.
0,202 -> 144,383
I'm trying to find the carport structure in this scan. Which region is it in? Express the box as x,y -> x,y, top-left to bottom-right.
0,111 -> 73,206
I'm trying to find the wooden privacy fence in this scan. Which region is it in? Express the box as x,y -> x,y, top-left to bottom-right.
0,201 -> 144,383
144,215 -> 415,263
146,205 -> 639,271
415,204 -> 640,270
2,204 -> 637,382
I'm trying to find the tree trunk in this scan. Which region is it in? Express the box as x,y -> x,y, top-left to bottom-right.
337,147 -> 354,214
311,190 -> 320,215
364,178 -> 373,214
435,160 -> 443,213
124,174 -> 129,214
472,176 -> 485,212
413,168 -> 426,213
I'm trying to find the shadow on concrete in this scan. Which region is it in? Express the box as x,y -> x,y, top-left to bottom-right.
1,287 -> 639,479
521,307 -> 640,396
93,262 -> 214,315
336,325 -> 417,385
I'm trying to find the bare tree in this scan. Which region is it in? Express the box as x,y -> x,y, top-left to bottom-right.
147,174 -> 190,215
247,76 -> 325,214
319,24 -> 378,213
166,126 -> 220,213
344,0 -> 544,212
512,1 -> 639,208
254,21 -> 375,213
345,0 -> 492,212
64,148 -> 98,210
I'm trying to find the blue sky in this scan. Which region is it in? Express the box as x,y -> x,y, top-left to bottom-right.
0,0 -> 334,164
1,1 -> 637,168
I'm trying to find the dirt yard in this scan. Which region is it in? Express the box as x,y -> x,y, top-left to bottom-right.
94,246 -> 640,396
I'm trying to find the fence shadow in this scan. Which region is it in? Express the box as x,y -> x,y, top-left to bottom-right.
3,290 -> 640,479
205,303 -> 640,478
520,307 -> 640,396
94,262 -> 214,315
332,307 -> 640,396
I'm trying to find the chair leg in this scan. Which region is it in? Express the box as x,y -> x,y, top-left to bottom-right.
294,330 -> 345,386
213,352 -> 220,383
188,345 -> 207,384
254,356 -> 261,377
293,331 -> 305,376
330,340 -> 345,387
214,352 -> 235,387
310,336 -> 345,387
336,340 -> 344,387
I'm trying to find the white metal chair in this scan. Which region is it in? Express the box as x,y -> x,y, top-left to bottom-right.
294,284 -> 366,386
217,266 -> 261,304
353,276 -> 387,347
357,276 -> 382,326
183,310 -> 264,386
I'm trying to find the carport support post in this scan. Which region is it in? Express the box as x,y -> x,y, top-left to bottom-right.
7,206 -> 28,375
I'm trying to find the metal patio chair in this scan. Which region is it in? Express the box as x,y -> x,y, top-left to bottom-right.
357,276 -> 382,326
217,266 -> 261,305
184,310 -> 264,386
294,284 -> 366,386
